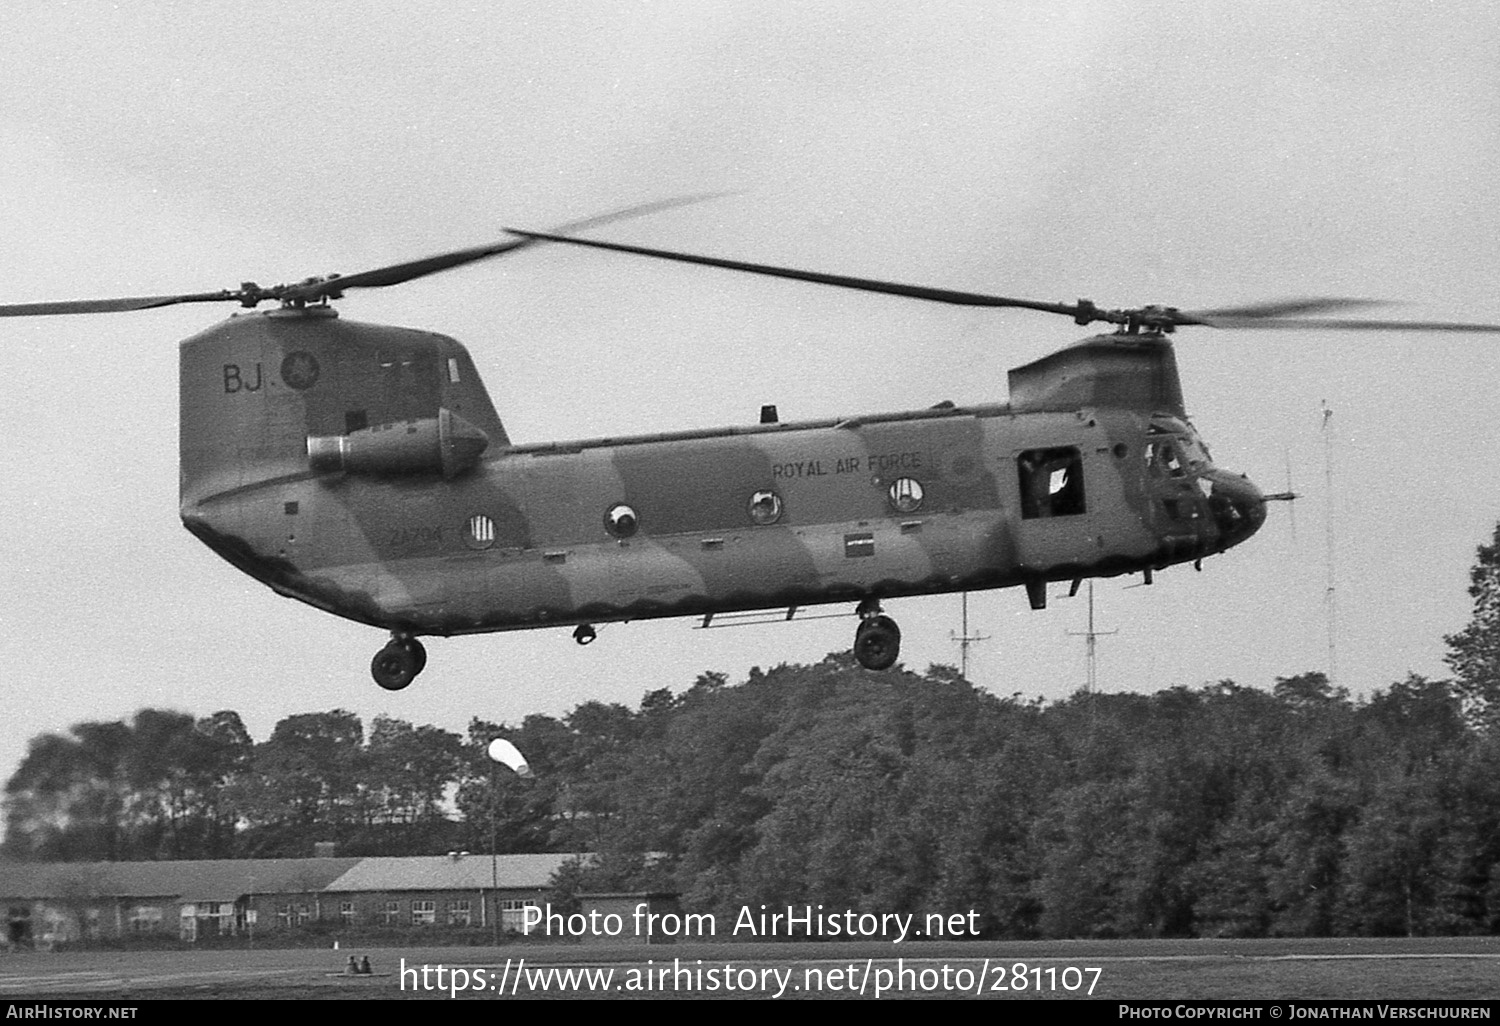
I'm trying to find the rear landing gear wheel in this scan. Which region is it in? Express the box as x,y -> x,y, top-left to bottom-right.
854,613 -> 901,671
372,635 -> 426,691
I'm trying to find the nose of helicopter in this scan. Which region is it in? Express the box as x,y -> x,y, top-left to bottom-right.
1206,469 -> 1266,551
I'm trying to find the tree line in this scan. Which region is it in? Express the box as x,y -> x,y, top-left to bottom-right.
8,525 -> 1500,939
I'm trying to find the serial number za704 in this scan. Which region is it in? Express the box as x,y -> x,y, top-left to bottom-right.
989,963 -> 1102,994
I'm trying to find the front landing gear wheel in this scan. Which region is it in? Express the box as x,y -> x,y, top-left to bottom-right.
854,614 -> 901,671
372,636 -> 426,691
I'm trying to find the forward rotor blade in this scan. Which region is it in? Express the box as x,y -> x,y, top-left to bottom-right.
1202,317 -> 1500,333
503,234 -> 1500,337
284,193 -> 728,301
502,228 -> 1088,318
0,291 -> 242,317
1185,298 -> 1388,322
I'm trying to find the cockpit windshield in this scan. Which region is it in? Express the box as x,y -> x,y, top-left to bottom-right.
1143,413 -> 1265,553
1146,415 -> 1212,476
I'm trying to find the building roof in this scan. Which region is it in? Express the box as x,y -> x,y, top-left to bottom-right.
323,853 -> 585,892
0,853 -> 587,902
0,858 -> 360,903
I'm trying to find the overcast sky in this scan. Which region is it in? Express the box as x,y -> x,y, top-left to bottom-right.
3,1 -> 1499,823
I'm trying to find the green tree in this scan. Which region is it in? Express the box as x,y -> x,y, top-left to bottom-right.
3,709 -> 252,860
1336,770 -> 1447,936
362,715 -> 465,853
1445,524 -> 1500,727
235,710 -> 365,854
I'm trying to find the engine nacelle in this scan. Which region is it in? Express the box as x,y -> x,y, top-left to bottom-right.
307,407 -> 490,479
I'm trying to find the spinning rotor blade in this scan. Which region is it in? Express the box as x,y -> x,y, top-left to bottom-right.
0,194 -> 722,316
501,228 -> 1088,318
0,291 -> 244,317
280,193 -> 726,302
503,228 -> 1500,336
1182,298 -> 1388,322
501,229 -> 1391,331
1192,316 -> 1500,334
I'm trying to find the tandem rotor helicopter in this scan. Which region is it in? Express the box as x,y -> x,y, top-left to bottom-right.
7,198 -> 1498,691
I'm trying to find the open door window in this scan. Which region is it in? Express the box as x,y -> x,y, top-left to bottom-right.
1018,447 -> 1086,519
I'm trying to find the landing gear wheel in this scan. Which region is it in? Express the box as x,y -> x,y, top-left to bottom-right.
573,624 -> 597,645
854,614 -> 901,671
371,636 -> 425,691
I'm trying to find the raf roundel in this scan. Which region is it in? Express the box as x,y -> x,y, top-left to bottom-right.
280,350 -> 321,390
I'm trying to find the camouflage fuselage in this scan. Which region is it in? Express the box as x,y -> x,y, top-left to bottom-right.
179,309 -> 1265,637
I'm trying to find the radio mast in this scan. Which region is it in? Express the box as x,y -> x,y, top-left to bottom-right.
1068,580 -> 1117,693
1322,400 -> 1338,685
951,592 -> 989,679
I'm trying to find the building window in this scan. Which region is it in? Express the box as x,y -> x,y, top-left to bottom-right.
340,902 -> 357,926
200,902 -> 234,937
129,906 -> 161,933
382,902 -> 401,927
500,899 -> 540,933
447,900 -> 472,927
412,900 -> 436,926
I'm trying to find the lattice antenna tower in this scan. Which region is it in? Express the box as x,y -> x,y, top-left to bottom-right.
1322,400 -> 1338,686
1067,579 -> 1118,693
950,591 -> 990,679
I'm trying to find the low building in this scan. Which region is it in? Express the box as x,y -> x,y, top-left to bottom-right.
1,858 -> 357,947
0,853 -> 585,946
321,853 -> 581,934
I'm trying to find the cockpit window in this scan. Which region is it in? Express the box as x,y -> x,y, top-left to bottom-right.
1148,416 -> 1212,471
1017,447 -> 1086,519
1147,440 -> 1187,477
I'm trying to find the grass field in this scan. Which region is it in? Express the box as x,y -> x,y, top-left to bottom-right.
3,937 -> 1499,1000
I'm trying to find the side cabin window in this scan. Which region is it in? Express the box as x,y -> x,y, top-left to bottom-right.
1017,447 -> 1086,519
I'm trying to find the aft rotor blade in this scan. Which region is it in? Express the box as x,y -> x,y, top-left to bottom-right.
502,228 -> 1089,318
0,291 -> 242,317
283,193 -> 727,301
0,195 -> 726,315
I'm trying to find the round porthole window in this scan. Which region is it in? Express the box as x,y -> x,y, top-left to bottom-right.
748,490 -> 783,525
464,513 -> 496,550
604,503 -> 639,538
888,477 -> 924,513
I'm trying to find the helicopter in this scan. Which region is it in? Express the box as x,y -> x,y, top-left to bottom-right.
6,200 -> 1498,691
